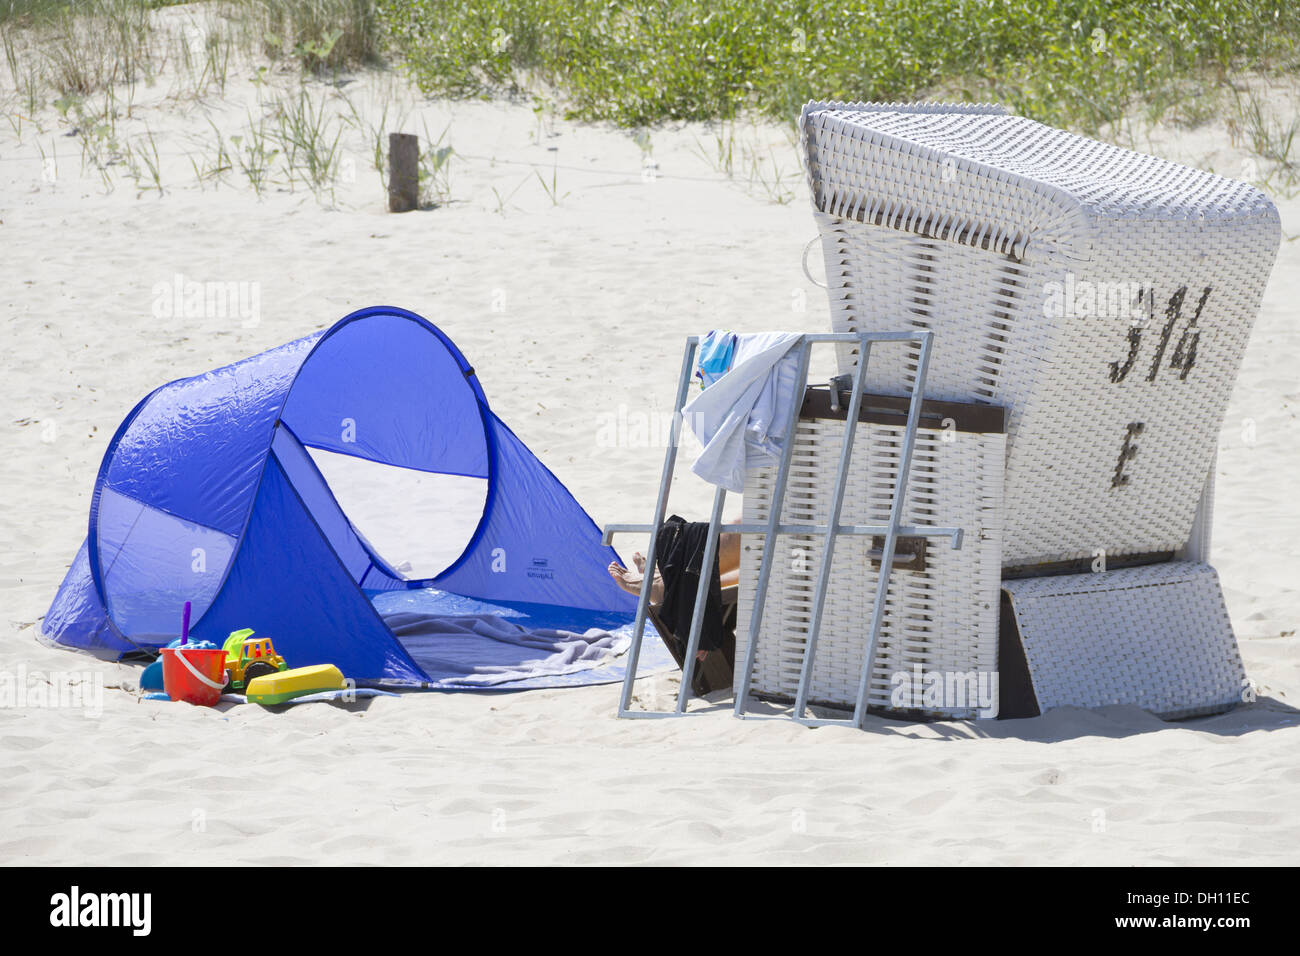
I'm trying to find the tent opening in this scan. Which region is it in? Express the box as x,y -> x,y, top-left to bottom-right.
276,312 -> 492,586
306,450 -> 488,580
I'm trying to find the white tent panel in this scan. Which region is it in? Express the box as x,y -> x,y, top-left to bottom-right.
307,447 -> 488,580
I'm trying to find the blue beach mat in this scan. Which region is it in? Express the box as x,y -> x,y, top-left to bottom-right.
371,588 -> 676,691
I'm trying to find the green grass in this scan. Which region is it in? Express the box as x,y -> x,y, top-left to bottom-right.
239,0 -> 383,74
3,0 -> 1296,200
0,0 -> 183,25
0,0 -> 72,26
379,0 -> 1300,132
8,0 -> 1295,134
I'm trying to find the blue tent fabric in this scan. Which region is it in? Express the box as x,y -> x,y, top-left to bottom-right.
42,306 -> 636,683
101,333 -> 320,539
432,412 -> 628,610
42,538 -> 127,659
188,455 -> 430,684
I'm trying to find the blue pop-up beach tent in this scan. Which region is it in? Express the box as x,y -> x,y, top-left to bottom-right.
42,306 -> 635,684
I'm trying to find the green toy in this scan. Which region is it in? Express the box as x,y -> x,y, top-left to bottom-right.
221,629 -> 290,692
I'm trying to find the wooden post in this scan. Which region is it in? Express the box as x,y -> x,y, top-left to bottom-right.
388,132 -> 419,212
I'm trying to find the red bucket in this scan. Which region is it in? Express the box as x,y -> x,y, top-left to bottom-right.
161,647 -> 227,706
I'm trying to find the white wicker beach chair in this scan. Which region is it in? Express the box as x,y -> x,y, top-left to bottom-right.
734,102 -> 1279,719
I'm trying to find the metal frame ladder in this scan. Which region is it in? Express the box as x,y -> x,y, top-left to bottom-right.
603,331 -> 963,727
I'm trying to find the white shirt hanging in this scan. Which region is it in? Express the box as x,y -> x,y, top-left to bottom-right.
683,331 -> 804,492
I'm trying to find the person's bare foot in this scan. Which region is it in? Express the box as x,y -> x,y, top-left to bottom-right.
607,552 -> 664,604
609,555 -> 709,661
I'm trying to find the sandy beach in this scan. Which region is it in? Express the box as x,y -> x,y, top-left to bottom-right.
2,5 -> 1299,866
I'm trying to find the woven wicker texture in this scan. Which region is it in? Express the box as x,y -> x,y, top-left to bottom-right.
801,102 -> 1281,568
1002,561 -> 1246,718
735,416 -> 1004,718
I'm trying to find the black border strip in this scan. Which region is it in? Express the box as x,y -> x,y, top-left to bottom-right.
800,384 -> 1008,434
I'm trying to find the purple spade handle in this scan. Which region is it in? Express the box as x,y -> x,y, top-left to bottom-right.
181,601 -> 192,645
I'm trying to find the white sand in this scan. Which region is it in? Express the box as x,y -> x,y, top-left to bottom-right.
2,10 -> 1299,864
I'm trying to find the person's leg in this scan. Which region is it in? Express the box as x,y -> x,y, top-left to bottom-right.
610,521 -> 742,662
718,518 -> 742,589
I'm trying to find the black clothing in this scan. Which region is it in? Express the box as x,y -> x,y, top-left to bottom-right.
652,514 -> 724,653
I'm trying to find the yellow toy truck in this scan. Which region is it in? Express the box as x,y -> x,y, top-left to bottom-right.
221,629 -> 289,693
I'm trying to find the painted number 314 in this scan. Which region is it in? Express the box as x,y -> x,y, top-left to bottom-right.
1108,285 -> 1212,385
1108,285 -> 1212,490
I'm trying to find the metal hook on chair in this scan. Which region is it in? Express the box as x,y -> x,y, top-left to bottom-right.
801,235 -> 828,290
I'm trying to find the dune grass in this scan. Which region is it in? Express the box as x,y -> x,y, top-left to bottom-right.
241,0 -> 383,74
1,0 -> 1296,200
380,0 -> 1300,133
0,0 -> 382,105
